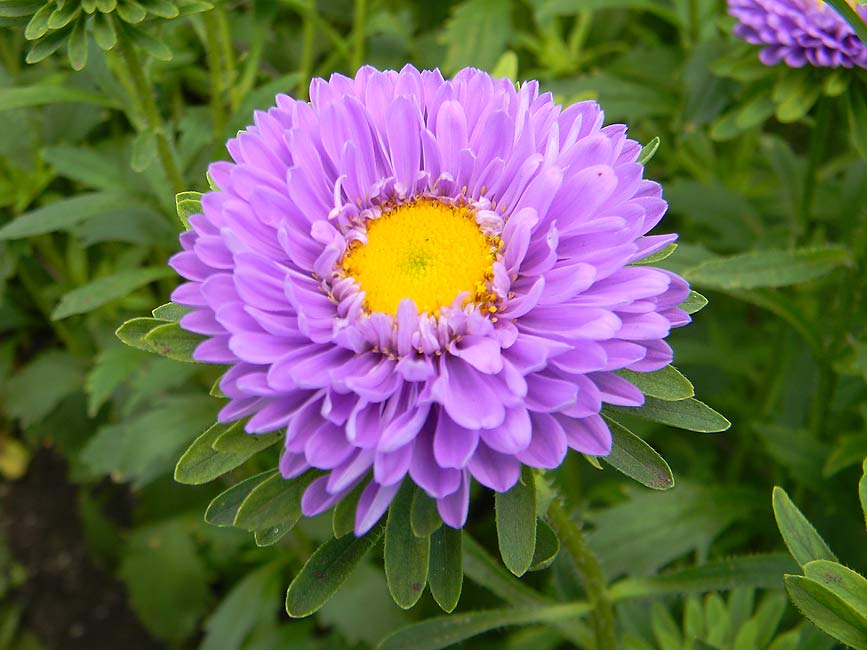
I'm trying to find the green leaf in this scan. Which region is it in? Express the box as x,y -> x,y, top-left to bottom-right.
495,469 -> 537,577
175,191 -> 202,229
685,246 -> 852,290
234,471 -> 317,531
847,85 -> 867,161
53,267 -> 173,320
0,83 -> 119,111
24,3 -> 52,39
66,17 -> 87,69
608,397 -> 730,433
139,0 -> 179,18
2,350 -> 82,427
602,416 -> 674,490
254,522 -> 293,547
680,290 -> 708,314
861,458 -> 867,532
43,146 -> 134,191
785,575 -> 867,650
772,486 -> 837,567
211,426 -> 281,455
48,2 -> 80,28
376,602 -> 593,650
0,193 -> 133,240
85,345 -> 146,416
804,561 -> 867,617
772,70 -> 820,123
490,50 -> 517,81
442,0 -> 512,74
130,128 -> 158,172
174,421 -> 248,485
429,526 -> 463,613
26,27 -> 72,63
631,242 -> 676,266
385,482 -> 430,609
152,302 -> 191,322
120,521 -> 210,642
116,0 -> 147,22
143,322 -> 203,362
115,317 -> 165,352
609,554 -> 799,601
528,519 -> 559,572
617,365 -> 694,401
285,523 -> 385,617
204,470 -> 277,526
332,482 -> 366,538
637,136 -> 660,165
200,562 -> 283,650
822,434 -> 867,478
91,10 -> 117,49
122,21 -> 172,60
410,488 -> 442,538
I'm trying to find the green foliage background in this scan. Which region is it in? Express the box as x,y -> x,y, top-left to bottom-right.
1,0 -> 867,648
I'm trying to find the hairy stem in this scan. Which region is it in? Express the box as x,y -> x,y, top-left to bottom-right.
114,34 -> 185,195
547,499 -> 617,650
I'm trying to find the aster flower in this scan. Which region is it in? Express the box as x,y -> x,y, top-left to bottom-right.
728,0 -> 867,68
168,65 -> 691,536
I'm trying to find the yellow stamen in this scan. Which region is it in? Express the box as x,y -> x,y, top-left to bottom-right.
342,199 -> 497,315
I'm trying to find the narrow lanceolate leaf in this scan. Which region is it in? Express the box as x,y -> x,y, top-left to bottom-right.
52,268 -> 174,319
608,554 -> 799,601
233,471 -> 317,531
631,242 -> 677,266
376,602 -> 593,650
116,317 -> 165,351
174,421 -> 244,485
772,487 -> 837,567
211,427 -> 282,455
144,322 -> 204,362
204,471 -> 277,526
429,526 -> 463,613
602,416 -> 674,490
411,488 -> 442,538
495,470 -> 537,577
637,136 -> 661,165
0,192 -> 131,239
0,85 -> 120,112
385,482 -> 430,609
680,290 -> 708,314
285,523 -> 385,618
607,397 -> 730,433
332,482 -> 366,538
176,191 -> 203,229
804,560 -> 867,616
152,302 -> 192,322
684,246 -> 852,290
617,366 -> 694,401
528,520 -> 560,572
784,575 -> 867,650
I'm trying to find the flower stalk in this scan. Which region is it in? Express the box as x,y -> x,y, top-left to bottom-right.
547,498 -> 618,650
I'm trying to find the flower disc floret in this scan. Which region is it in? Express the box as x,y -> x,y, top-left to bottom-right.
169,65 -> 691,535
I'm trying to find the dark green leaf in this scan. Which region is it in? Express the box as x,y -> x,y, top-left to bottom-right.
92,11 -> 117,49
52,267 -> 173,320
528,519 -> 559,572
234,471 -> 317,531
785,575 -> 867,650
602,416 -> 674,490
410,488 -> 442,538
385,482 -> 430,609
204,470 -> 277,526
173,421 -> 247,486
66,17 -> 87,69
254,522 -> 293,547
607,397 -> 730,433
143,322 -> 204,362
122,21 -> 172,60
495,469 -> 537,577
285,523 -> 384,617
617,365 -> 694,401
3,350 -> 82,427
772,486 -> 837,567
429,526 -> 462,613
332,482 -> 366,538
85,345 -> 146,416
861,459 -> 867,532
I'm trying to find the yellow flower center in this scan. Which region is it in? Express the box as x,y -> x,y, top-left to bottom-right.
342,199 -> 499,315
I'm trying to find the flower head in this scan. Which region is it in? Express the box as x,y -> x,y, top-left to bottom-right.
728,0 -> 867,68
170,66 -> 690,535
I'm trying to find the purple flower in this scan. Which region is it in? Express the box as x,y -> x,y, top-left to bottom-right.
729,0 -> 867,68
170,66 -> 690,535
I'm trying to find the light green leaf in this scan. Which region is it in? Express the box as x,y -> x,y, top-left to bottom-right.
152,302 -> 192,322
66,17 -> 88,70
637,136 -> 661,165
2,350 -> 82,427
785,575 -> 867,650
211,426 -> 281,455
607,397 -> 730,433
122,21 -> 172,60
602,416 -> 674,490
772,486 -> 837,567
285,523 -> 384,617
442,0 -> 512,74
175,191 -> 202,229
631,241 -> 675,266
376,602 -> 592,650
143,322 -> 203,362
429,526 -> 463,613
385,482 -> 430,609
0,192 -> 133,240
685,246 -> 852,290
43,146 -> 135,191
115,317 -> 165,352
680,290 -> 708,314
490,50 -> 518,81
617,365 -> 694,401
0,84 -> 119,111
804,561 -> 867,618
233,471 -> 317,531
204,470 -> 277,526
52,267 -> 173,320
85,345 -> 147,416
496,469 -> 537,577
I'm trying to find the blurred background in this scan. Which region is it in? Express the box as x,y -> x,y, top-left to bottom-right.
0,0 -> 866,648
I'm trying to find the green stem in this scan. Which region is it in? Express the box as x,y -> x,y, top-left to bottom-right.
351,0 -> 368,72
115,34 -> 185,195
567,10 -> 592,59
688,0 -> 700,46
297,0 -> 316,99
203,8 -> 226,152
547,499 -> 618,650
216,6 -> 240,111
826,0 -> 867,48
798,97 -> 830,243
